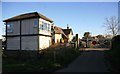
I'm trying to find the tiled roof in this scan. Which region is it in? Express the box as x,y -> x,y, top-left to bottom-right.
54,26 -> 63,34
54,26 -> 68,38
3,12 -> 53,22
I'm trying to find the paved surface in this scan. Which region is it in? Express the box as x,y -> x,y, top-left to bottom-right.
57,49 -> 109,72
80,48 -> 110,51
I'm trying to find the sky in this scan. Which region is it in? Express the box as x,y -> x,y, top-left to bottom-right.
0,2 -> 118,38
119,1 -> 120,35
1,0 -> 120,2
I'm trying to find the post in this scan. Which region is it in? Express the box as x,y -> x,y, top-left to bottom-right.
86,38 -> 88,48
76,34 -> 78,49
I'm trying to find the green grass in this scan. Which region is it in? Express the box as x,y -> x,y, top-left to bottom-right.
2,44 -> 81,72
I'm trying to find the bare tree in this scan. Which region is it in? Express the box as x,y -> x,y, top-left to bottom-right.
104,16 -> 119,37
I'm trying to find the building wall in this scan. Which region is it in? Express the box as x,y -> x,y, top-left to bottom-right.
6,17 -> 52,50
38,18 -> 52,49
6,18 -> 39,50
39,36 -> 51,50
55,34 -> 62,43
7,20 -> 20,50
68,32 -> 73,42
22,36 -> 38,50
21,18 -> 38,34
7,18 -> 38,35
39,18 -> 51,35
7,37 -> 20,50
7,36 -> 38,51
7,21 -> 20,35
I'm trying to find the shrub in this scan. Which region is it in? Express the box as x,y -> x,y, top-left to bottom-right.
106,35 -> 120,72
111,35 -> 120,50
3,43 -> 80,72
2,50 -> 38,61
40,44 -> 80,65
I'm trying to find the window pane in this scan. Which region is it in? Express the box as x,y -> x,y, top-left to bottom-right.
7,29 -> 13,33
44,23 -> 47,30
7,24 -> 13,29
7,24 -> 13,33
34,20 -> 38,27
40,25 -> 42,30
48,24 -> 50,31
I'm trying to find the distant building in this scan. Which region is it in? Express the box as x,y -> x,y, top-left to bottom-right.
52,25 -> 73,44
52,26 -> 67,44
3,12 -> 53,50
63,26 -> 73,42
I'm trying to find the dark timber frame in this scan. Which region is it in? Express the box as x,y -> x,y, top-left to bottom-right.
6,22 -> 7,50
5,34 -> 52,37
20,20 -> 22,50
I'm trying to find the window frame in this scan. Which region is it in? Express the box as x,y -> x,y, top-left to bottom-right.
39,21 -> 43,30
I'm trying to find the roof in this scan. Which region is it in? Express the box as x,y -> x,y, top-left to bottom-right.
54,26 -> 63,34
3,12 -> 53,22
63,29 -> 73,35
54,26 -> 68,38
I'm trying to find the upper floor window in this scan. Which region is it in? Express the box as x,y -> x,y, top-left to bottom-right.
34,20 -> 38,27
7,24 -> 13,33
39,21 -> 51,32
40,22 -> 43,30
44,23 -> 47,30
48,24 -> 50,31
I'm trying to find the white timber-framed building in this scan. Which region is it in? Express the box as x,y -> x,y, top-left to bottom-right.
3,12 -> 53,50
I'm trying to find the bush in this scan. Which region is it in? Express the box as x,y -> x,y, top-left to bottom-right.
111,35 -> 120,62
2,50 -> 38,61
105,35 -> 120,72
3,43 -> 80,72
40,44 -> 80,66
111,35 -> 120,50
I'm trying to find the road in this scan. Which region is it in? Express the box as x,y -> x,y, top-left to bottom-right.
56,48 -> 109,72
80,48 -> 110,51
